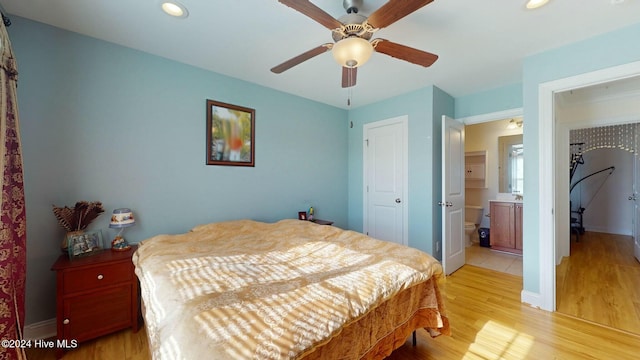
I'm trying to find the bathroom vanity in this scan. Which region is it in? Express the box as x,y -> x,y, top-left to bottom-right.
489,200 -> 523,255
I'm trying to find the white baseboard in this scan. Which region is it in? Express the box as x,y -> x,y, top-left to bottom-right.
24,318 -> 56,340
583,226 -> 632,236
521,290 -> 546,310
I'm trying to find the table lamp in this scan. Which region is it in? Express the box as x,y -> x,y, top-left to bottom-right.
109,208 -> 135,251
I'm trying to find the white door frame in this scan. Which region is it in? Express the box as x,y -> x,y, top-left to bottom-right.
362,116 -> 409,246
537,60 -> 640,311
635,145 -> 640,263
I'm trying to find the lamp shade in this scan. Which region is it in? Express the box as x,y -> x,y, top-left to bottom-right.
109,208 -> 135,228
332,37 -> 374,68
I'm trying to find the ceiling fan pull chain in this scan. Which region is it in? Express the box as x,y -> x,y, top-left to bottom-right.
347,71 -> 354,107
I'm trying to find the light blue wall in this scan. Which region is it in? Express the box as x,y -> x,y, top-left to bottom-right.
9,17 -> 348,324
455,83 -> 523,119
346,86 -> 454,256
522,22 -> 640,295
431,86 -> 455,259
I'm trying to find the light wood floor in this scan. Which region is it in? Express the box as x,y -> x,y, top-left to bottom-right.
27,265 -> 640,360
387,265 -> 640,360
556,231 -> 640,335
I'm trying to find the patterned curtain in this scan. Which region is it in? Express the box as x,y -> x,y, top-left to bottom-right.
569,123 -> 639,176
0,16 -> 27,360
570,123 -> 638,156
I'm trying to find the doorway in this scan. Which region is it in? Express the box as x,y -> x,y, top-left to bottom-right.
555,103 -> 640,334
457,109 -> 524,275
537,59 -> 640,314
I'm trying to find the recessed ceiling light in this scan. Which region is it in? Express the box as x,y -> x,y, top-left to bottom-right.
525,0 -> 550,9
161,1 -> 189,18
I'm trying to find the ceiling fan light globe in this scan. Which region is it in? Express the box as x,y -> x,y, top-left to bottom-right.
332,37 -> 373,68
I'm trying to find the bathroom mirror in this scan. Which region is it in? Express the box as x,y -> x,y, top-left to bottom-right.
498,134 -> 524,194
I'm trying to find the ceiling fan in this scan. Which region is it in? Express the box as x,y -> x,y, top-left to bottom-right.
271,0 -> 439,88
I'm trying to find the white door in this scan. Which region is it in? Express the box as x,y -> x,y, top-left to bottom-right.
363,116 -> 408,246
634,125 -> 640,263
442,115 -> 465,275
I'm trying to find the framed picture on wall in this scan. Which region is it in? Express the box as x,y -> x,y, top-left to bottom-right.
206,99 -> 255,167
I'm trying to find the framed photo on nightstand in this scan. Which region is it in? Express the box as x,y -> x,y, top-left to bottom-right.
68,230 -> 104,258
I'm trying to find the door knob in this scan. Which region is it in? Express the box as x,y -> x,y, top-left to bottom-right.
446,201 -> 453,207
395,198 -> 401,203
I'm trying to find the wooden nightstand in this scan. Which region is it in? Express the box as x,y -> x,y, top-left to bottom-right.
51,245 -> 140,358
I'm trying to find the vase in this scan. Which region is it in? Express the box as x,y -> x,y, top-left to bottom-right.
62,230 -> 84,254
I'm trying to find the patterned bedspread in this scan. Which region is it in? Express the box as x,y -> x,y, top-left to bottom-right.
133,219 -> 448,359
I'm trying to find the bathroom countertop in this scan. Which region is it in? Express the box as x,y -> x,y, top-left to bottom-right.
491,193 -> 523,203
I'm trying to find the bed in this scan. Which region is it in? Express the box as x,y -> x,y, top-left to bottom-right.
132,219 -> 450,359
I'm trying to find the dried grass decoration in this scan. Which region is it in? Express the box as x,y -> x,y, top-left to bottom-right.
53,201 -> 105,252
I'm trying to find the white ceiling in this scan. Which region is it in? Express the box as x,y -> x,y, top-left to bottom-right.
3,0 -> 640,109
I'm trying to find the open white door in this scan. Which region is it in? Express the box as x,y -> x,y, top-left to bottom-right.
634,127 -> 640,264
442,115 -> 465,275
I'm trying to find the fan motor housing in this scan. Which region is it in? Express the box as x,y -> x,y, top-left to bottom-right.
333,13 -> 372,42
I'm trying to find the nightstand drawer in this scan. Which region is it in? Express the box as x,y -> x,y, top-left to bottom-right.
63,262 -> 132,293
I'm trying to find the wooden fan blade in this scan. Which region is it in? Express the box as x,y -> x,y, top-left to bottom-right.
342,67 -> 357,88
374,39 -> 438,67
367,0 -> 434,29
271,44 -> 332,74
278,0 -> 343,30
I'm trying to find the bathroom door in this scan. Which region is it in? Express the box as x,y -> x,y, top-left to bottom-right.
634,127 -> 640,263
441,115 -> 465,275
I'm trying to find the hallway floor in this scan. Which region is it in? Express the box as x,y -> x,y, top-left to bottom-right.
556,231 -> 640,335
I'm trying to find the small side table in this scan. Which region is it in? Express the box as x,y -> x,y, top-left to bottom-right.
310,219 -> 334,226
51,245 -> 140,358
